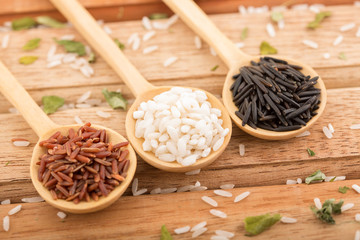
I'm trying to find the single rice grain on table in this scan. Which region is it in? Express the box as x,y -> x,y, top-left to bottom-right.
191,221 -> 207,232
210,209 -> 227,218
192,227 -> 208,238
214,190 -> 232,197
215,229 -> 235,238
201,196 -> 218,207
234,191 -> 250,203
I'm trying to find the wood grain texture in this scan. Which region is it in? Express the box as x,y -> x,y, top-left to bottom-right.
1,180 -> 360,239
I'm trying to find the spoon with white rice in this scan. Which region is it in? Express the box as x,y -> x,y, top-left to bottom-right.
50,0 -> 232,172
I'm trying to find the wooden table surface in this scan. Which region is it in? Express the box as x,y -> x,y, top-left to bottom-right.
0,3 -> 360,239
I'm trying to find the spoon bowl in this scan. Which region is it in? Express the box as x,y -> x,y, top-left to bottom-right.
0,62 -> 137,213
126,86 -> 232,172
163,0 -> 327,140
51,0 -> 233,172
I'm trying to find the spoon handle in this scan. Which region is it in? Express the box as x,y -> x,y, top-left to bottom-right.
163,0 -> 249,68
0,61 -> 58,137
50,0 -> 154,98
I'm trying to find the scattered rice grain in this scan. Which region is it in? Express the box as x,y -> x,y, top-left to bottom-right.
239,144 -> 245,156
235,42 -> 244,49
302,39 -> 318,49
296,131 -> 310,138
132,178 -> 138,194
323,126 -> 333,139
8,108 -> 19,114
142,16 -> 152,30
143,31 -> 156,41
266,23 -> 276,37
12,141 -> 30,147
192,227 -> 207,238
133,188 -> 147,196
103,25 -> 112,35
323,53 -> 331,59
163,56 -> 178,67
191,221 -> 207,232
328,123 -> 334,133
150,188 -> 161,194
21,196 -> 44,203
350,124 -> 360,130
281,216 -> 297,223
177,185 -> 194,192
1,34 -> 10,49
314,197 -> 322,209
1,199 -> 10,205
297,178 -> 302,184
96,110 -> 111,118
214,190 -> 232,197
286,179 -> 297,185
8,205 -> 21,215
201,196 -> 218,207
128,33 -> 139,45
160,188 -> 177,194
341,203 -> 354,212
174,226 -> 190,234
210,47 -> 217,56
211,236 -> 229,240
215,230 -> 234,238
333,35 -> 343,46
77,91 -> 92,103
355,213 -> 360,222
3,216 -> 9,232
185,169 -> 201,175
57,211 -> 66,219
340,23 -> 356,32
74,115 -> 83,124
191,186 -> 208,191
356,27 -> 360,37
194,36 -> 202,49
210,209 -> 227,218
220,184 -> 235,190
356,230 -> 360,240
47,60 -> 62,68
234,191 -> 250,203
143,45 -> 158,54
353,184 -> 360,194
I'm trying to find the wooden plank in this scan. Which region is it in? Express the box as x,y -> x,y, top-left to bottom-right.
0,0 -> 355,23
1,180 -> 360,239
0,87 -> 359,201
0,5 -> 359,92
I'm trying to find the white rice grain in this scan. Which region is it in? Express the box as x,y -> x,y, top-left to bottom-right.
8,108 -> 19,114
201,196 -> 218,207
238,5 -> 247,15
350,124 -> 360,130
47,60 -> 62,68
281,216 -> 297,223
333,35 -> 343,46
341,203 -> 354,212
62,53 -> 77,63
74,116 -> 83,125
211,236 -> 229,240
21,196 -> 44,203
278,19 -> 285,29
291,4 -> 308,11
143,45 -> 158,54
133,188 -> 147,196
57,211 -> 67,219
314,197 -> 322,209
302,39 -> 318,49
210,209 -> 227,218
353,184 -> 360,194
210,47 -> 217,56
235,42 -> 244,49
325,176 -> 346,182
239,144 -> 245,156
150,188 -> 161,194
13,141 -> 30,147
323,53 -> 331,59
132,178 -> 138,194
163,56 -> 178,67
1,34 -> 10,48
128,33 -> 139,45
191,186 -> 208,192
160,188 -> 177,194
297,178 -> 302,184
356,230 -> 360,240
266,23 -> 276,37
213,137 -> 224,151
220,184 -> 235,190
185,169 -> 201,175
177,185 -> 195,192
3,216 -> 9,232
215,230 -> 234,238
103,25 -> 112,35
8,205 -> 21,215
174,226 -> 190,234
77,91 -> 92,103
192,228 -> 207,238
323,126 -> 333,139
356,27 -> 360,37
143,31 -> 156,42
47,45 -> 57,60
296,131 -> 310,138
142,16 -> 152,30
1,199 -> 10,205
214,190 -> 232,197
340,23 -> 356,32
328,123 -> 334,133
234,191 -> 250,203
80,66 -> 91,77
60,34 -> 75,41
165,14 -> 179,28
96,110 -> 111,118
286,179 -> 297,185
194,36 -> 202,49
355,213 -> 360,222
191,221 -> 207,232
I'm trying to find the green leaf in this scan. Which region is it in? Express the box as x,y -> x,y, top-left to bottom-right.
88,52 -> 96,63
307,148 -> 315,156
102,89 -> 127,110
338,186 -> 350,194
149,13 -> 168,20
12,17 -> 37,30
36,16 -> 66,28
5,161 -> 10,166
305,170 -> 326,184
54,39 -> 86,56
271,12 -> 284,22
260,41 -> 277,55
338,52 -> 347,60
114,39 -> 125,50
244,213 -> 281,236
211,65 -> 219,71
22,38 -> 41,51
160,225 -> 173,240
329,176 -> 336,182
42,96 -> 65,114
307,11 -> 332,29
241,27 -> 248,40
311,199 -> 343,224
19,56 -> 38,65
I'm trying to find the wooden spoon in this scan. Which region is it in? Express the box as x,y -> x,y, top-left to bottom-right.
0,61 -> 137,213
50,0 -> 232,172
163,0 -> 327,140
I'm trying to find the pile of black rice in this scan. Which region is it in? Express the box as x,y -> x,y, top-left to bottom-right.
231,56 -> 320,132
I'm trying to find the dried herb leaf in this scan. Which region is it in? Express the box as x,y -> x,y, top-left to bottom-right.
241,27 -> 248,40
114,39 -> 125,50
338,52 -> 347,60
244,213 -> 281,236
88,52 -> 96,63
338,186 -> 350,194
102,89 -> 127,110
22,38 -> 41,51
5,161 -> 10,166
271,12 -> 284,22
36,16 -> 66,28
311,199 -> 343,224
307,148 -> 315,156
211,65 -> 219,71
54,39 -> 86,56
329,176 -> 336,182
19,56 -> 38,65
42,96 -> 65,114
307,11 -> 332,29
260,41 -> 277,55
160,225 -> 173,240
305,170 -> 326,184
149,13 -> 168,20
12,17 -> 37,30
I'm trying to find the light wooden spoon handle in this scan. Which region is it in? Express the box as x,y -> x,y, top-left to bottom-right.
0,61 -> 58,137
50,0 -> 154,97
163,0 -> 249,68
